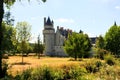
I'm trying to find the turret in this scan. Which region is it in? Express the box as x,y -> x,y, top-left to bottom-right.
44,17 -> 46,26
43,17 -> 55,56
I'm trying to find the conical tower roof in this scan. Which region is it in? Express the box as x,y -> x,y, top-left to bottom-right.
46,17 -> 52,25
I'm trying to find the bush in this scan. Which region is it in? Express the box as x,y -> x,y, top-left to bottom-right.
13,65 -> 88,80
84,59 -> 103,73
15,68 -> 32,80
30,66 -> 54,80
61,65 -> 87,80
95,49 -> 108,60
97,65 -> 120,80
104,54 -> 116,66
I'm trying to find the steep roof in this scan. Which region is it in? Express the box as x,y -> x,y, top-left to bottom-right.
46,17 -> 53,25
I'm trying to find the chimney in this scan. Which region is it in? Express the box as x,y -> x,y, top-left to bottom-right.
44,17 -> 46,26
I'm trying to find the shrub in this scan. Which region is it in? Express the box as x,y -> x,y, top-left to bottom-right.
30,66 -> 54,80
85,59 -> 103,73
52,69 -> 64,80
14,68 -> 32,80
61,64 -> 87,80
104,54 -> 116,66
97,65 -> 120,80
96,49 -> 108,60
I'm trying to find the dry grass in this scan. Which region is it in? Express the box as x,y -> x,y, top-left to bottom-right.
7,56 -> 81,76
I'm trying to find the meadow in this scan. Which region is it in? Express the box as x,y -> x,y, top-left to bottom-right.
7,56 -> 80,76
3,54 -> 120,80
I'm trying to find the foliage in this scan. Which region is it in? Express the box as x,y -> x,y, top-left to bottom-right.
15,68 -> 33,80
0,0 -> 46,78
84,59 -> 103,73
95,35 -> 105,49
16,21 -> 31,63
35,34 -> 44,59
1,22 -> 16,54
64,32 -> 92,60
4,0 -> 47,9
104,54 -> 117,66
95,48 -> 109,60
13,65 -> 87,80
61,65 -> 87,80
3,11 -> 14,26
104,23 -> 120,56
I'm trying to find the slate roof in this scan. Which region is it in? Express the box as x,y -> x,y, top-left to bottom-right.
45,17 -> 53,25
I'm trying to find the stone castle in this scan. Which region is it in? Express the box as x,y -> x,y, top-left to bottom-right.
43,17 -> 72,57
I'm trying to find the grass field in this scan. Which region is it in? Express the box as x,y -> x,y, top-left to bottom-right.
3,55 -> 120,79
6,56 -> 81,76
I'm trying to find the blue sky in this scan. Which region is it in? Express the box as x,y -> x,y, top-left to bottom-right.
6,0 -> 120,43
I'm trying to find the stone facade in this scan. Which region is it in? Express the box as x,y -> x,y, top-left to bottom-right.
43,17 -> 71,57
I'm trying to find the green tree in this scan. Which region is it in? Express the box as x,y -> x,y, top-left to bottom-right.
95,35 -> 106,59
105,22 -> 120,56
64,32 -> 91,60
80,34 -> 92,58
0,0 -> 46,78
95,35 -> 105,49
1,22 -> 16,54
16,21 -> 31,63
34,42 -> 38,55
2,11 -> 16,54
37,34 -> 44,59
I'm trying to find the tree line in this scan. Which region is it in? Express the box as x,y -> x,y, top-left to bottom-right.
64,22 -> 120,60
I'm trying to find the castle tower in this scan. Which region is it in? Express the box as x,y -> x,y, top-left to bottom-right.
43,17 -> 55,56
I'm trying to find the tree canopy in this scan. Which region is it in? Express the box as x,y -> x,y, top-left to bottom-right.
95,35 -> 105,49
16,21 -> 31,63
64,32 -> 92,60
1,22 -> 16,53
104,22 -> 120,56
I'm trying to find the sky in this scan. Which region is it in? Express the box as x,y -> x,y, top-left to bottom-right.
5,0 -> 120,43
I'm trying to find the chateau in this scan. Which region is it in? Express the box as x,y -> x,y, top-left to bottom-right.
43,17 -> 72,57
43,17 -> 97,57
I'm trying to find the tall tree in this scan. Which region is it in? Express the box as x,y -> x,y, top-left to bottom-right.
64,32 -> 91,60
16,21 -> 31,63
0,0 -> 46,78
1,11 -> 16,54
105,22 -> 120,56
37,34 -> 44,59
1,22 -> 16,53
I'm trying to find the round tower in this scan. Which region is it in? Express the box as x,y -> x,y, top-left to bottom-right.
43,17 -> 55,56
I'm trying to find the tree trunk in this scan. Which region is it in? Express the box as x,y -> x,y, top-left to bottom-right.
74,53 -> 77,61
0,0 -> 4,78
38,53 -> 40,59
22,53 -> 24,64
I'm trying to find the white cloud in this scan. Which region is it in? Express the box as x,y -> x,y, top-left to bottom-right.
115,6 -> 120,10
55,18 -> 75,23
